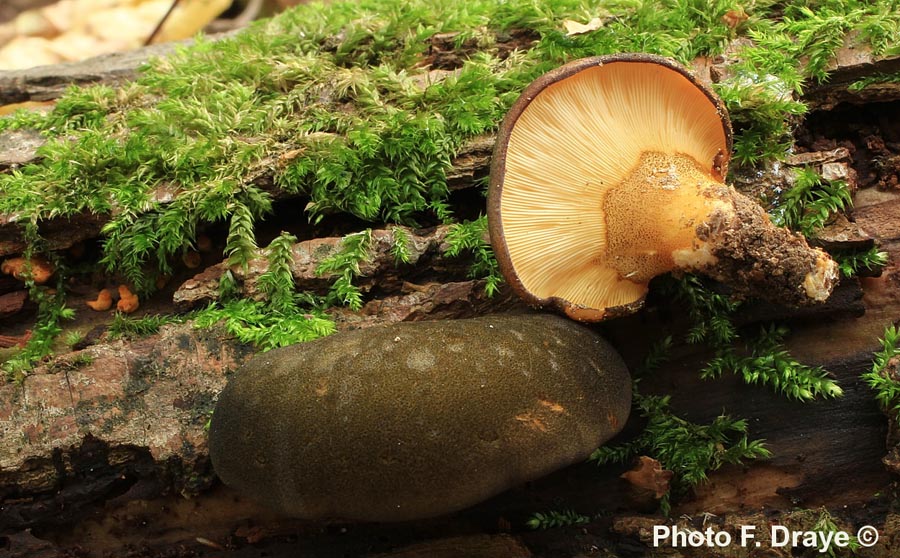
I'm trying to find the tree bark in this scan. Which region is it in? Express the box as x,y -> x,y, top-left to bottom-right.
2,30 -> 900,558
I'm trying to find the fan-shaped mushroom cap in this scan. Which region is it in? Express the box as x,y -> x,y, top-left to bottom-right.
488,54 -> 837,321
1,256 -> 55,285
116,284 -> 139,314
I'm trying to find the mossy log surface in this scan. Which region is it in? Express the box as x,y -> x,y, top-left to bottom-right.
1,198 -> 898,556
0,40 -> 190,105
3,1 -> 900,556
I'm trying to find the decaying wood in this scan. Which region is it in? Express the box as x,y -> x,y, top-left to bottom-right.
445,134 -> 494,189
1,183 -> 896,545
0,324 -> 246,531
0,34 -> 891,263
0,329 -> 29,347
0,37 -> 216,105
0,275 -> 523,533
0,211 -> 107,259
3,22 -> 900,558
702,33 -> 900,112
2,262 -> 897,539
0,128 -> 45,171
730,278 -> 865,325
0,143 -> 877,273
0,137 -> 496,258
0,289 -> 26,318
806,32 -> 900,111
329,280 -> 522,327
173,225 -> 463,308
813,214 -> 874,253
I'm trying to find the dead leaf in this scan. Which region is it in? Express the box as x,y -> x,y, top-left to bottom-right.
563,17 -> 605,36
151,0 -> 232,44
0,100 -> 55,117
620,456 -> 674,499
0,0 -> 230,70
0,36 -> 61,69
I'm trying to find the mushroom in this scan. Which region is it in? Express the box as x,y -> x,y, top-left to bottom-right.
86,288 -> 113,311
1,256 -> 54,285
210,313 -> 631,521
116,284 -> 139,314
488,54 -> 838,321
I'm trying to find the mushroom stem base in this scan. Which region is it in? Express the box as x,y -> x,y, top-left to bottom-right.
689,193 -> 839,306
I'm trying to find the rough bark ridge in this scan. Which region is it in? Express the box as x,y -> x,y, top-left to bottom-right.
2,19 -> 900,558
0,324 -> 252,531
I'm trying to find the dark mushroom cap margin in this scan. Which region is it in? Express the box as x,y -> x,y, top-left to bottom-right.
487,53 -> 734,321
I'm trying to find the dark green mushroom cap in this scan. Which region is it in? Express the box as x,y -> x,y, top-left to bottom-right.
209,313 -> 631,522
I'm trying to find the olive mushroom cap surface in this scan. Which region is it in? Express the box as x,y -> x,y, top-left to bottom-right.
488,54 -> 838,321
209,313 -> 631,522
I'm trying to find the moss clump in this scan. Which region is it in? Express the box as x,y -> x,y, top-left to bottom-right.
863,325 -> 900,424
3,0 -> 899,296
193,231 -> 337,351
0,0 -> 894,492
107,313 -> 188,340
591,392 -> 771,515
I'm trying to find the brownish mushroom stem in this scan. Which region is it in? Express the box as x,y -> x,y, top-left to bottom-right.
604,151 -> 836,305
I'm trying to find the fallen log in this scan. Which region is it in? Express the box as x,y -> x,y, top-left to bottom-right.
0,290 -> 26,319
2,179 -> 897,536
172,225 -> 461,309
805,32 -> 900,111
0,37 -> 216,105
3,8 -> 900,557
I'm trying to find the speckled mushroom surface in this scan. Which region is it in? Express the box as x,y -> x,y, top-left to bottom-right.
208,313 -> 631,522
488,54 -> 838,321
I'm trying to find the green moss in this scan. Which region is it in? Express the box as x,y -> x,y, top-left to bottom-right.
862,325 -> 900,424
591,391 -> 771,515
702,324 -> 844,401
315,229 -> 373,310
1,253 -> 75,381
1,1 -> 894,517
195,232 -> 338,350
849,71 -> 900,91
258,231 -> 300,313
526,509 -> 590,530
108,313 -> 188,340
665,275 -> 844,401
389,226 -> 412,264
4,0 -> 897,296
833,246 -> 889,277
193,299 -> 336,351
668,275 -> 740,346
606,277 -> 842,513
712,1 -> 900,167
444,215 -> 502,296
769,167 -> 853,237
